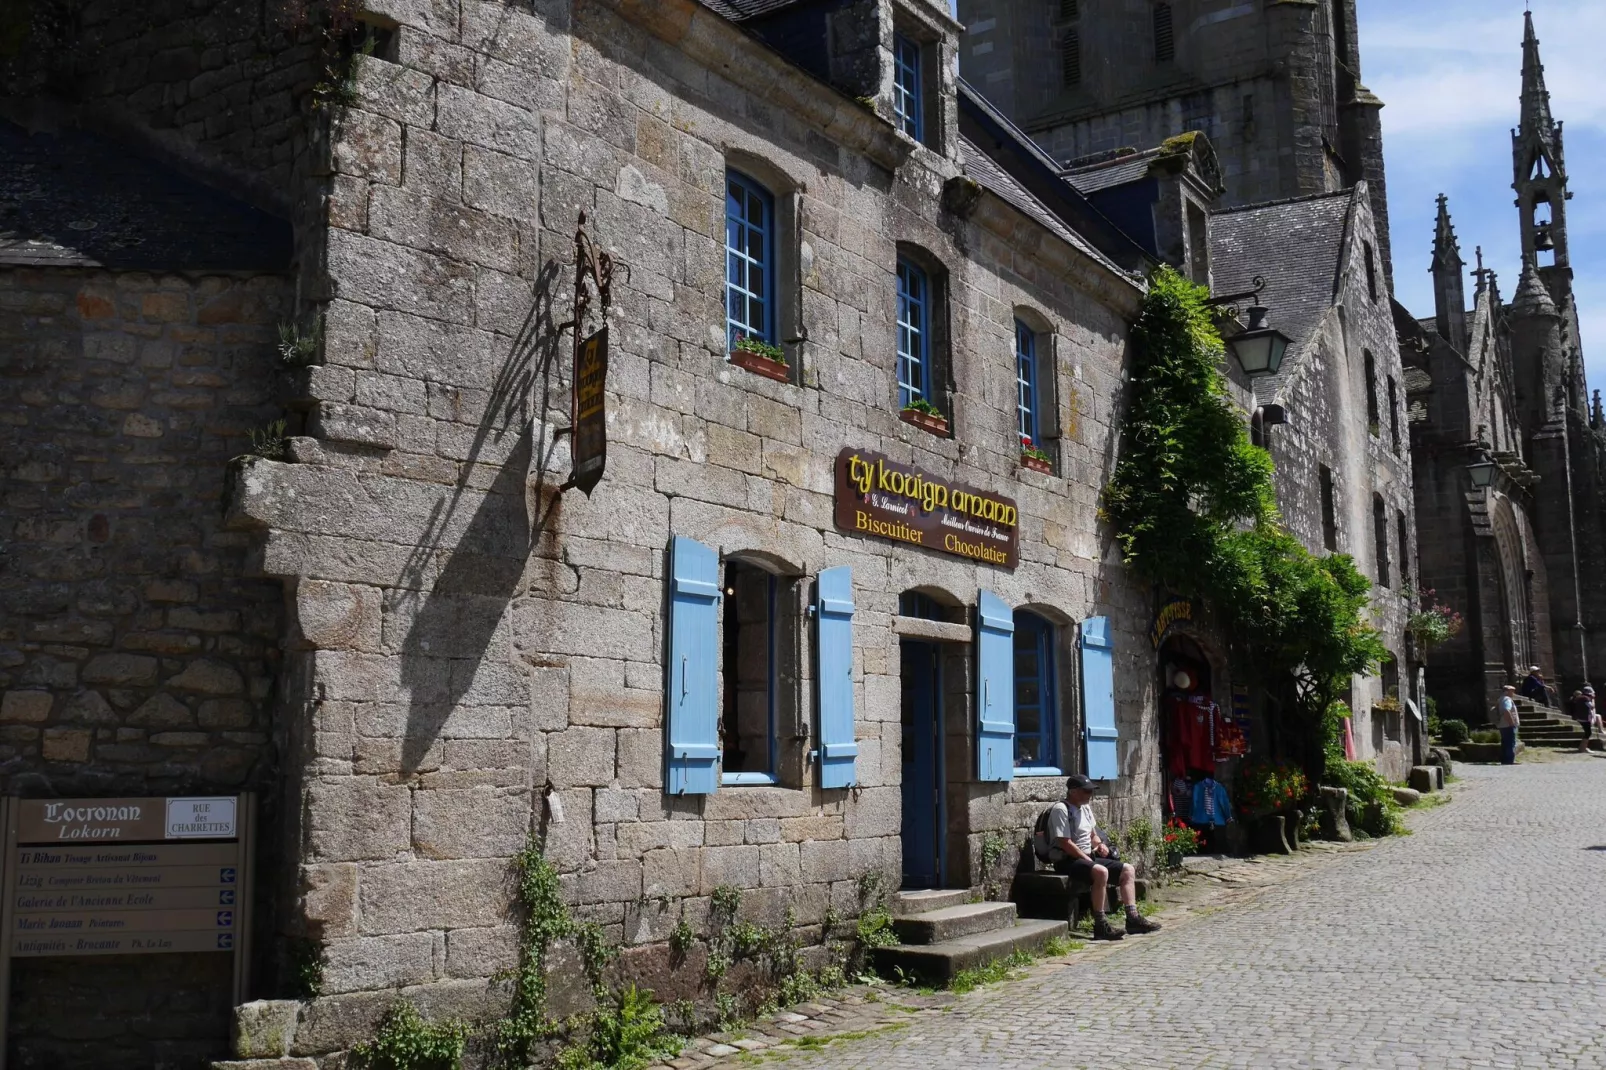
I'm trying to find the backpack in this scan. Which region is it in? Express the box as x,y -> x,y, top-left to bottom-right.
1032,802 -> 1065,863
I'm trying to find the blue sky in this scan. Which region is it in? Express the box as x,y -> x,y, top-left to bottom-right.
1358,0 -> 1606,387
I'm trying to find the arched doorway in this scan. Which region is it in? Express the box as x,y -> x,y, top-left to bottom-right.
1158,634 -> 1219,827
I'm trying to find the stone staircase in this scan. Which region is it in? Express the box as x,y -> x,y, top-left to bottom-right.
869,889 -> 1067,984
1516,698 -> 1602,750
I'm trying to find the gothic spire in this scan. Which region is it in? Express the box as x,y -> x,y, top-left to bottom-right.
1519,11 -> 1556,145
1512,255 -> 1558,319
1431,194 -> 1468,352
1431,194 -> 1462,272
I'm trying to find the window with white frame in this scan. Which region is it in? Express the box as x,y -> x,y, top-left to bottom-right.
725,169 -> 775,351
893,33 -> 923,142
897,257 -> 930,409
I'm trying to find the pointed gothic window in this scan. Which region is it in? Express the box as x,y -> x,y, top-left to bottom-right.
1153,4 -> 1175,64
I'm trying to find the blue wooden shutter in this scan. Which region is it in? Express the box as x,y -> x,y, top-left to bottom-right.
1080,616 -> 1119,780
667,536 -> 720,795
815,566 -> 857,788
976,589 -> 1015,783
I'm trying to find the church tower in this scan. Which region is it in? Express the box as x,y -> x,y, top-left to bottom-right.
1512,12 -> 1571,282
1430,194 -> 1467,354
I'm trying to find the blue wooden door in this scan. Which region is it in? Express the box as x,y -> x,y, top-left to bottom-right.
900,640 -> 944,889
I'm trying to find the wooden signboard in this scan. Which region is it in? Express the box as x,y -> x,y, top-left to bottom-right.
833,448 -> 1021,569
0,795 -> 255,1070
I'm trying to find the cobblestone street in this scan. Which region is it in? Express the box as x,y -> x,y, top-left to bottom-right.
728,758 -> 1606,1069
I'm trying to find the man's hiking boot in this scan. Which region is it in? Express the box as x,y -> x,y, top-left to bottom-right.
1091,915 -> 1125,941
1124,912 -> 1162,935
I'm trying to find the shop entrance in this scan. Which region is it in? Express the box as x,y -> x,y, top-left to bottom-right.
1158,635 -> 1224,843
899,638 -> 945,889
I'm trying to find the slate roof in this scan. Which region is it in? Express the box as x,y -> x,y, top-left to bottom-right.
0,120 -> 291,271
1062,150 -> 1158,195
960,137 -> 1122,274
696,0 -> 808,19
1209,188 -> 1356,398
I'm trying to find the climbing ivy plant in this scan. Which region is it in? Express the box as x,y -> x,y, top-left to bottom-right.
1102,268 -> 1386,774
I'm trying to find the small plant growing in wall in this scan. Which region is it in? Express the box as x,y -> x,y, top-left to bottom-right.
249,419 -> 289,460
349,1002 -> 469,1070
277,317 -> 323,367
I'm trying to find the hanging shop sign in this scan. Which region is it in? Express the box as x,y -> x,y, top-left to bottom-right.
833,448 -> 1020,569
1149,596 -> 1194,649
568,326 -> 609,495
0,795 -> 256,1068
559,211 -> 614,498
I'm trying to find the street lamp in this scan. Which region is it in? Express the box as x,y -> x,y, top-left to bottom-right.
1208,276 -> 1293,379
1227,305 -> 1292,378
1467,454 -> 1498,488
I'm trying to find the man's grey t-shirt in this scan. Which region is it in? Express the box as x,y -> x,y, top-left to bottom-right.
1039,801 -> 1095,861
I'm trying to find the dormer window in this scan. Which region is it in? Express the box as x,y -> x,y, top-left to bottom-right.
893,33 -> 924,142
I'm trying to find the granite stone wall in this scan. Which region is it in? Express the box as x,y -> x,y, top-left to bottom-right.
0,266 -> 290,1067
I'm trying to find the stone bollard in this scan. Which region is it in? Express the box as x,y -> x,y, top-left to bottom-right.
1408,765 -> 1438,794
1390,786 -> 1421,807
1317,785 -> 1351,842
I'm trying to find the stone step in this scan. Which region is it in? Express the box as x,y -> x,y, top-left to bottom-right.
889,889 -> 972,917
892,901 -> 1016,944
870,919 -> 1068,983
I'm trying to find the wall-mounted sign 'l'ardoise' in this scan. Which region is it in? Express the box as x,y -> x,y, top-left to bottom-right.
568,326 -> 608,495
833,448 -> 1020,569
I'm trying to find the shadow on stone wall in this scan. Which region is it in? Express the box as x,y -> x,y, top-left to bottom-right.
394,258 -> 568,771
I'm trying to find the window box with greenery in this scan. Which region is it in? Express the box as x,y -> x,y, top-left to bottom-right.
729,336 -> 790,383
900,398 -> 948,436
1020,435 -> 1054,474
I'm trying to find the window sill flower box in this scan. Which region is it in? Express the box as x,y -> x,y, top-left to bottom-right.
900,406 -> 949,437
729,344 -> 790,383
1020,453 -> 1053,474
1019,436 -> 1054,474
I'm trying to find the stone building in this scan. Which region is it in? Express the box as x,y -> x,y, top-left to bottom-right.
0,0 -> 1199,1064
1404,15 -> 1606,718
0,0 -> 1434,1065
954,0 -> 1393,284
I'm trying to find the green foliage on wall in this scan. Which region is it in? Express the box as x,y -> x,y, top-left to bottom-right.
1102,268 -> 1386,766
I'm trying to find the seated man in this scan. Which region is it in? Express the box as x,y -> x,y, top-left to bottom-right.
1033,774 -> 1161,941
1518,665 -> 1552,706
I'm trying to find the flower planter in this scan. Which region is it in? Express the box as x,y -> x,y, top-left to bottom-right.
1020,454 -> 1053,474
900,408 -> 949,436
729,348 -> 790,383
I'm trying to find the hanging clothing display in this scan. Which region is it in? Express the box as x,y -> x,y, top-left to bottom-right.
1163,693 -> 1218,776
1190,777 -> 1233,827
1167,775 -> 1192,818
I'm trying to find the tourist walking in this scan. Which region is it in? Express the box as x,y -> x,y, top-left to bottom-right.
1586,686 -> 1603,749
1498,684 -> 1521,765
